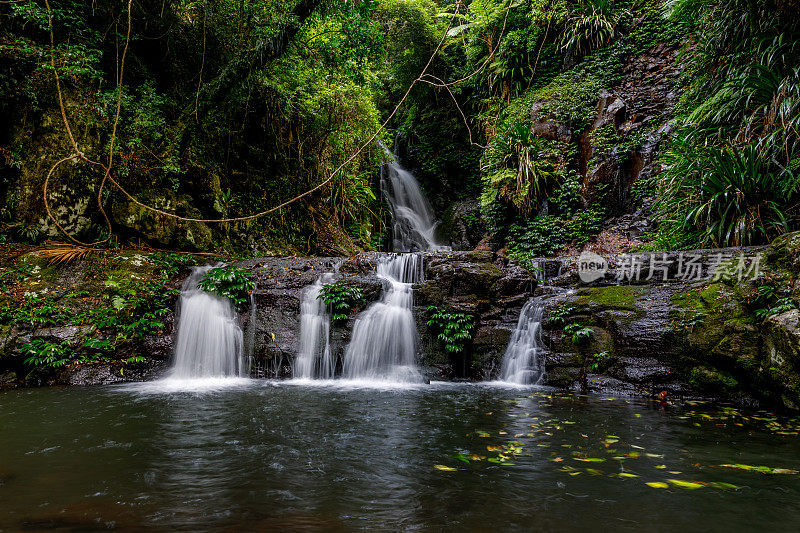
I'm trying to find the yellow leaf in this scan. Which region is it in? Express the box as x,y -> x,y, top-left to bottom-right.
646,482 -> 669,489
667,479 -> 704,489
434,464 -> 457,471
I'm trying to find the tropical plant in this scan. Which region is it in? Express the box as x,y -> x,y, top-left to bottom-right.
657,140 -> 797,246
426,306 -> 475,354
563,323 -> 594,345
22,339 -> 74,368
561,0 -> 626,56
318,282 -> 364,323
197,267 -> 252,311
588,350 -> 611,372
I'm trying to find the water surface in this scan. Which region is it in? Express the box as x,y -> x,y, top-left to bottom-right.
2,381 -> 800,531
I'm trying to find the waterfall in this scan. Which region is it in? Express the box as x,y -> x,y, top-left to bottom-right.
342,254 -> 424,382
293,273 -> 336,379
382,149 -> 449,252
170,266 -> 246,378
500,297 -> 545,385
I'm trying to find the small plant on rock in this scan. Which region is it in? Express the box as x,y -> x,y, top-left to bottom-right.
426,306 -> 475,354
545,304 -> 578,328
588,351 -> 612,372
563,323 -> 594,346
197,267 -> 252,311
318,282 -> 363,322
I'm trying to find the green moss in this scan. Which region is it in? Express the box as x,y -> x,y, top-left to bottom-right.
528,71 -> 603,130
689,366 -> 739,393
576,286 -> 643,309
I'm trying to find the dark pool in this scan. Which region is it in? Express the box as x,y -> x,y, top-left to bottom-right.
2,378 -> 800,531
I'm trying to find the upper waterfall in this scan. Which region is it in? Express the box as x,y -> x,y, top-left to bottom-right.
381,148 -> 450,252
170,266 -> 246,379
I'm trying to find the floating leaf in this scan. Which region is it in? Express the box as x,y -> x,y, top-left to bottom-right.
654,465 -> 667,469
434,464 -> 457,471
574,458 -> 605,463
646,482 -> 669,489
719,464 -> 799,475
667,479 -> 704,489
475,431 -> 490,438
709,482 -> 740,490
619,472 -> 639,478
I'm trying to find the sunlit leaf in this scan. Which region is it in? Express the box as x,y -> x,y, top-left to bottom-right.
667,479 -> 705,489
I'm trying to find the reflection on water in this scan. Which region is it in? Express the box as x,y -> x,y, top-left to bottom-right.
2,382 -> 800,531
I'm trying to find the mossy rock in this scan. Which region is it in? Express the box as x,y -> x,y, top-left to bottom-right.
575,285 -> 644,311
113,189 -> 212,250
544,366 -> 581,388
689,366 -> 739,394
765,231 -> 800,275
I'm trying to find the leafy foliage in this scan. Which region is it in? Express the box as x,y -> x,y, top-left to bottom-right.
197,267 -> 252,311
563,323 -> 594,346
21,339 -> 74,368
317,282 -> 364,322
561,0 -> 626,57
648,0 -> 800,247
744,273 -> 799,321
426,305 -> 474,354
588,350 -> 611,372
656,139 -> 797,246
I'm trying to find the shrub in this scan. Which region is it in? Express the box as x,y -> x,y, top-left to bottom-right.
22,339 -> 73,368
657,140 -> 796,246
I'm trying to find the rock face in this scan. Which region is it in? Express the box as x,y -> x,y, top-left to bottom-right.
242,252 -> 529,380
582,43 -> 682,214
3,231 -> 800,410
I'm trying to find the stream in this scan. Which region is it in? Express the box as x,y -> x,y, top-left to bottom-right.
2,381 -> 800,531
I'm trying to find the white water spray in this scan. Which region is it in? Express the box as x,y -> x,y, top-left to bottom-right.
382,150 -> 449,252
170,266 -> 246,378
293,273 -> 336,379
500,297 -> 545,385
342,254 -> 424,382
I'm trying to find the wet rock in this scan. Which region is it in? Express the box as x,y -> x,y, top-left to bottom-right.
440,199 -> 485,251
56,358 -> 169,386
112,188 -> 212,250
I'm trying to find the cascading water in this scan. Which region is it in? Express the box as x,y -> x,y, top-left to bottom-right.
382,149 -> 449,252
170,266 -> 246,378
342,254 -> 424,382
500,297 -> 545,385
293,273 -> 336,379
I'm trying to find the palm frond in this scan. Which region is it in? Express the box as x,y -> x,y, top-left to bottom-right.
38,246 -> 96,265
